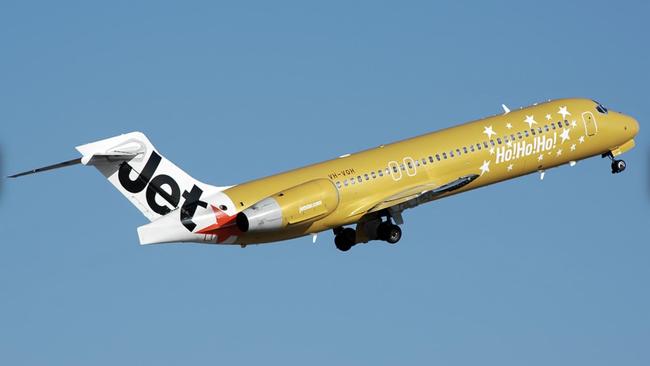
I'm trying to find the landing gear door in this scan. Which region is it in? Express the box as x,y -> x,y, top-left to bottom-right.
582,111 -> 598,136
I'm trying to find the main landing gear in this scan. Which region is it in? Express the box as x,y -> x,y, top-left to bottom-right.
604,152 -> 626,174
333,218 -> 402,252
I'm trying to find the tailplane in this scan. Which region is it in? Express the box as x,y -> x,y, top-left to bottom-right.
10,132 -> 229,221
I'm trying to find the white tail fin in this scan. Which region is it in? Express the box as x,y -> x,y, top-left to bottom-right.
75,132 -> 227,221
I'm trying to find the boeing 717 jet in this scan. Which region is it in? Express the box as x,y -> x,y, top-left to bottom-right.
10,98 -> 639,251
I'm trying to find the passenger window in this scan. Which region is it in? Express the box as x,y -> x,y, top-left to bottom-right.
537,127 -> 543,133
463,147 -> 468,154
544,125 -> 549,132
336,181 -> 341,188
371,171 -> 376,179
392,166 -> 398,173
436,154 -> 441,161
364,174 -> 369,180
490,140 -> 496,146
531,129 -> 536,135
517,132 -> 522,139
470,145 -> 475,152
551,123 -> 556,130
344,179 -> 349,186
449,150 -> 454,157
456,148 -> 461,156
442,152 -> 448,159
407,161 -> 413,169
357,176 -> 362,183
416,160 -> 421,166
378,170 -> 384,177
351,178 -> 355,185
504,136 -> 509,143
429,156 -> 434,163
400,164 -> 405,171
477,144 -> 482,150
483,141 -> 489,148
564,120 -> 569,127
511,134 -> 515,141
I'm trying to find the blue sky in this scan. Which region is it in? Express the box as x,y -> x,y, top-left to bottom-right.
1,1 -> 648,365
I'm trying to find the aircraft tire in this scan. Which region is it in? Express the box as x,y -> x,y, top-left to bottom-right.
335,228 -> 356,251
385,224 -> 402,244
611,159 -> 626,174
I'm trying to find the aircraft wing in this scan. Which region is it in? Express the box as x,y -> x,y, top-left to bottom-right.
350,174 -> 479,215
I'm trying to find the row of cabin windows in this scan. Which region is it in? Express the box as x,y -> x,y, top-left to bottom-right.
334,120 -> 570,190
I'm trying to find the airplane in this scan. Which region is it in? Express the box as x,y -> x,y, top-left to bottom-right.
9,98 -> 639,251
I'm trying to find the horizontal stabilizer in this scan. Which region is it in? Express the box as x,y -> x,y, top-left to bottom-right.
8,153 -> 141,178
8,158 -> 83,178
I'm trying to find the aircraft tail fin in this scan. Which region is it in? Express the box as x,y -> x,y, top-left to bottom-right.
10,132 -> 228,221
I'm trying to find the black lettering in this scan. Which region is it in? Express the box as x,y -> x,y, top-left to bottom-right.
118,151 -> 162,193
180,185 -> 207,231
145,174 -> 180,215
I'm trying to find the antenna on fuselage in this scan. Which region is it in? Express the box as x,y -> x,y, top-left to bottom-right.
501,104 -> 511,114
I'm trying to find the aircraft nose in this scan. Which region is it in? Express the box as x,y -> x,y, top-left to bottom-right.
627,116 -> 640,137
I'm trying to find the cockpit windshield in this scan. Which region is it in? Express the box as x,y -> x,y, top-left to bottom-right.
594,100 -> 608,114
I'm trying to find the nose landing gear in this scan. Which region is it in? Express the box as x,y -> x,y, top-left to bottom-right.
611,159 -> 626,174
604,152 -> 626,174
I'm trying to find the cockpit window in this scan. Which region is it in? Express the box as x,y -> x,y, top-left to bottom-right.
594,100 -> 608,114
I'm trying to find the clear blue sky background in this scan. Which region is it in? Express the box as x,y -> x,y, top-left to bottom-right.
1,1 -> 648,365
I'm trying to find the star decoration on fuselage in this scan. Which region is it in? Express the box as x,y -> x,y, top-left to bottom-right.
479,160 -> 490,176
524,115 -> 537,128
558,106 -> 571,119
483,125 -> 497,139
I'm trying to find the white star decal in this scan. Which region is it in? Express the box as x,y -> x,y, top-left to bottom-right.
556,149 -> 563,156
524,115 -> 537,128
489,147 -> 495,155
538,154 -> 544,161
558,106 -> 571,119
560,128 -> 571,143
545,114 -> 552,120
507,164 -> 513,171
506,122 -> 512,129
570,144 -> 576,151
571,120 -> 577,128
579,135 -> 585,144
479,160 -> 490,176
483,125 -> 497,139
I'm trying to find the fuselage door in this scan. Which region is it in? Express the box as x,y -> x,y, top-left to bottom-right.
582,111 -> 598,136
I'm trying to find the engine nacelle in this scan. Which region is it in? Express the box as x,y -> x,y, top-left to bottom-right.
236,179 -> 340,233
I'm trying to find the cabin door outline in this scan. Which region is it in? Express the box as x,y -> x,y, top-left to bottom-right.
582,111 -> 598,136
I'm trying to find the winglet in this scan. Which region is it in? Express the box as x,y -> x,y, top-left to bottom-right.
502,104 -> 510,114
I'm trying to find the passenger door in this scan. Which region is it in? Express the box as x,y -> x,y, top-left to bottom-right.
582,111 -> 598,136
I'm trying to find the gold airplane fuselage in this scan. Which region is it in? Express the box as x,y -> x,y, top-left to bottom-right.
225,98 -> 639,244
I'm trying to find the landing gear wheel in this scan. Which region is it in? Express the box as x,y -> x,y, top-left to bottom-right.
377,222 -> 402,244
334,228 -> 356,252
385,225 -> 402,244
611,159 -> 626,174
